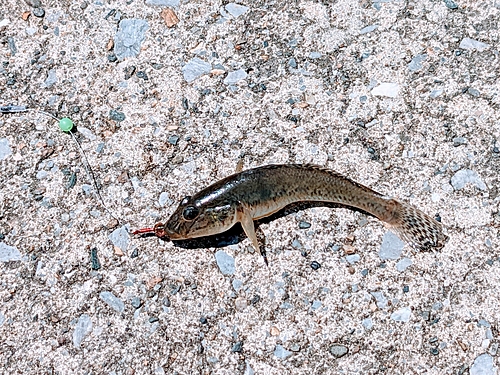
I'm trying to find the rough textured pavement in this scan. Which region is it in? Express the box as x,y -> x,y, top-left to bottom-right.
0,0 -> 499,374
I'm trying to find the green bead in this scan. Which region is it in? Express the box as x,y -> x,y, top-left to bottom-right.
59,117 -> 74,132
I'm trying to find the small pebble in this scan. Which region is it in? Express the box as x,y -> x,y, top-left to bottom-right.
73,314 -> 93,348
359,25 -> 378,34
379,231 -> 405,260
391,307 -> 411,322
430,348 -> 439,355
90,248 -> 100,270
182,57 -> 211,83
403,285 -> 409,293
470,353 -> 497,375
215,250 -> 235,275
100,291 -> 125,313
114,19 -> 149,59
136,71 -> 148,80
168,135 -> 179,145
443,0 -> 458,9
310,261 -> 321,270
225,3 -> 249,17
33,7 -> 45,17
274,345 -> 292,359
408,54 -> 427,72
0,138 -> 12,160
145,0 -> 179,6
362,318 -> 373,330
371,82 -> 399,98
109,109 -> 126,122
43,69 -> 57,88
131,297 -> 141,309
329,344 -> 348,358
396,257 -> 412,272
231,341 -> 243,353
109,225 -> 130,252
0,242 -> 22,262
224,69 -> 247,85
459,38 -> 490,51
450,169 -> 486,191
298,221 -> 311,229
149,317 -> 159,323
346,254 -> 360,264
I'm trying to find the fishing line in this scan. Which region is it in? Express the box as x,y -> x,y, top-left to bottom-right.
1,104 -> 121,224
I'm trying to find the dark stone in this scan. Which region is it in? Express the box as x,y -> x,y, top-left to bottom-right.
124,66 -> 136,80
33,7 -> 45,17
310,261 -> 321,270
90,248 -> 101,270
136,71 -> 148,80
148,316 -> 159,323
109,109 -> 125,122
251,295 -> 260,305
200,316 -> 208,324
231,341 -> 243,353
298,221 -> 311,229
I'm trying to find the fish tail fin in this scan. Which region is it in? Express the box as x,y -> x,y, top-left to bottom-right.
387,201 -> 448,250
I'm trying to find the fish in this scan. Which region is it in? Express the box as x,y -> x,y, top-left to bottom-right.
134,164 -> 447,259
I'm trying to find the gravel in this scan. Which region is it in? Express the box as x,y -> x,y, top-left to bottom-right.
215,250 -> 235,275
378,231 -> 405,260
1,0 -> 499,373
114,19 -> 149,60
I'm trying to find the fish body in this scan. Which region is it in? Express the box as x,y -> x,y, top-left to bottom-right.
141,164 -> 446,251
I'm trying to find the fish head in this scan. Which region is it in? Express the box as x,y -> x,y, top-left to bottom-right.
160,195 -> 237,240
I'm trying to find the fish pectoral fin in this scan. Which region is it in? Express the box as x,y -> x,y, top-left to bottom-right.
237,206 -> 268,265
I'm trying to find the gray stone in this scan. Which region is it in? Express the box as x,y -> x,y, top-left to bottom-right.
114,19 -> 149,60
42,69 -> 57,88
371,82 -> 399,98
145,0 -> 179,6
225,3 -> 249,17
470,353 -> 497,375
224,69 -> 247,85
459,38 -> 490,51
0,138 -> 12,160
232,279 -> 243,292
453,137 -> 467,146
109,109 -> 126,122
408,54 -> 427,72
391,307 -> 411,322
430,89 -> 443,98
0,311 -> 5,326
311,300 -> 322,310
159,192 -> 172,207
396,257 -> 412,272
215,250 -> 235,275
346,254 -> 360,264
451,169 -> 487,191
329,344 -> 348,358
443,0 -> 458,9
73,314 -> 93,348
100,291 -> 125,313
362,318 -> 373,330
274,344 -> 292,359
359,25 -> 378,34
0,242 -> 21,262
379,231 -> 405,260
109,225 -> 130,252
371,291 -> 388,309
182,57 -> 211,83
309,52 -> 322,59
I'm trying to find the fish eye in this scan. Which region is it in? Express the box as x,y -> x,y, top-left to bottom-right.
182,206 -> 199,221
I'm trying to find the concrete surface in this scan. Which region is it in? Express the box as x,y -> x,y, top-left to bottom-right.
0,0 -> 499,374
